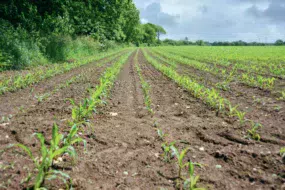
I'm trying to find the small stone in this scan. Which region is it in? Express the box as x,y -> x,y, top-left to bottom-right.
272,174 -> 277,178
154,153 -> 160,158
5,135 -> 9,139
132,173 -> 138,177
215,165 -> 222,169
110,112 -> 118,116
0,123 -> 9,127
199,147 -> 205,151
186,106 -> 190,109
253,168 -> 257,172
123,171 -> 128,175
174,103 -> 179,106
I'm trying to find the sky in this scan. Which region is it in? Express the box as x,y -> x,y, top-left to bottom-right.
133,0 -> 285,42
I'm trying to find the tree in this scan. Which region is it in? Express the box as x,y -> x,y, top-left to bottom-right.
155,25 -> 166,41
275,39 -> 284,46
196,40 -> 205,46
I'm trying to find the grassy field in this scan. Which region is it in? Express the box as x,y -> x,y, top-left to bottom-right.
0,46 -> 284,189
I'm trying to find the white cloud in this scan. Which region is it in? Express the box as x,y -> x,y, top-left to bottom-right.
134,0 -> 285,42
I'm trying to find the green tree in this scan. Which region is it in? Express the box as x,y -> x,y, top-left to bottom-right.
275,39 -> 284,46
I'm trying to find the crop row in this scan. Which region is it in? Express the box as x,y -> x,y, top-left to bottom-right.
154,46 -> 285,78
0,48 -> 129,95
149,48 -> 276,91
8,50 -> 133,189
143,49 -> 266,141
134,50 -> 153,114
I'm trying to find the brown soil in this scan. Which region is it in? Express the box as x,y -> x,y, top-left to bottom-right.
0,49 -> 284,190
147,50 -> 285,140
0,52 -> 126,118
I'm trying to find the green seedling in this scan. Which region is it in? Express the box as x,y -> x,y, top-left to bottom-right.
170,145 -> 190,180
11,123 -> 85,189
280,147 -> 285,162
35,93 -> 50,103
280,147 -> 285,157
183,162 -> 205,190
157,129 -> 167,141
277,91 -> 285,101
70,98 -> 96,125
246,121 -> 262,141
228,103 -> 239,117
161,141 -> 175,162
234,110 -> 246,125
215,82 -> 230,91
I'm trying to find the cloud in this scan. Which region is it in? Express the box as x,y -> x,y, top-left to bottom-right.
247,1 -> 285,22
134,0 -> 285,42
140,2 -> 180,27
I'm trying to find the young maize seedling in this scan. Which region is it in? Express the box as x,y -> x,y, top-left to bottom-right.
161,141 -> 175,162
157,129 -> 167,141
215,82 -> 230,91
277,91 -> 285,101
234,110 -> 246,126
183,162 -> 205,190
280,147 -> 285,163
70,98 -> 96,125
170,146 -> 190,184
11,124 -> 85,189
227,103 -> 239,117
246,121 -> 262,141
35,93 -> 50,103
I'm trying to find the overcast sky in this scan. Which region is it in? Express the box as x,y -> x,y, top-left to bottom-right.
133,0 -> 285,42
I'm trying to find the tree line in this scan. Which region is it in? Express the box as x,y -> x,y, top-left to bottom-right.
161,38 -> 285,46
0,0 -> 166,70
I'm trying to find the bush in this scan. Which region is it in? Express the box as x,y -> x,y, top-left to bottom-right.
45,35 -> 102,62
0,19 -> 47,69
0,19 -> 123,70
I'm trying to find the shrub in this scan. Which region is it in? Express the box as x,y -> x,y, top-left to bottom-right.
0,19 -> 47,69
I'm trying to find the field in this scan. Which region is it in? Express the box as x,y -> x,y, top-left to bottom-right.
0,46 -> 284,190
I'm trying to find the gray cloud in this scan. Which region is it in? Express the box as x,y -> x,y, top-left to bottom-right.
140,2 -> 180,27
134,0 -> 285,42
247,1 -> 285,22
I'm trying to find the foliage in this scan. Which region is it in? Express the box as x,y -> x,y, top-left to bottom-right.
0,0 -> 159,70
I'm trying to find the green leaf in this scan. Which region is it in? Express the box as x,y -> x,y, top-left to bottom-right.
52,146 -> 69,158
179,147 -> 189,166
13,144 -> 35,162
189,162 -> 194,176
170,145 -> 179,160
34,168 -> 45,189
